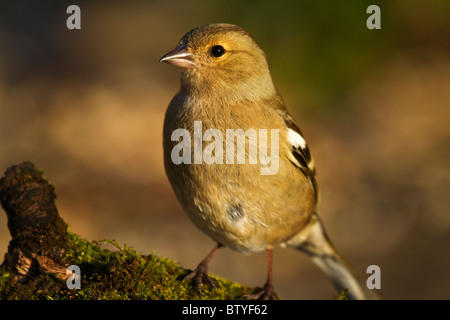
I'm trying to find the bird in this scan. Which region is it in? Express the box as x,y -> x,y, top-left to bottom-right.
160,23 -> 375,300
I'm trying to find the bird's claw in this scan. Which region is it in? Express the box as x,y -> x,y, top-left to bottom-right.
241,281 -> 277,300
183,261 -> 217,296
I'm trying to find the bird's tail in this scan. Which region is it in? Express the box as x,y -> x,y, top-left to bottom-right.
287,213 -> 379,300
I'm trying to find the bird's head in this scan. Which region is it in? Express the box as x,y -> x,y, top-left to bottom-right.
160,23 -> 276,103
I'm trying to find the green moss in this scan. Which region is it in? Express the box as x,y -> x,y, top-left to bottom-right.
0,229 -> 255,300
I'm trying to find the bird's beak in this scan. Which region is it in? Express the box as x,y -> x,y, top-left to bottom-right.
159,44 -> 195,69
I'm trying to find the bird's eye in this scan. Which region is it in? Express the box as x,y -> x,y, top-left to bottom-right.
210,45 -> 225,58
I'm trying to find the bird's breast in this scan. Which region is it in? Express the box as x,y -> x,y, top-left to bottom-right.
163,96 -> 315,253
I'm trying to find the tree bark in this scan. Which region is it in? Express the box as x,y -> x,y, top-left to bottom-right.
0,162 -> 70,281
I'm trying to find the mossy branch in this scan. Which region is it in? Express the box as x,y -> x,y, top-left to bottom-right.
0,162 -> 255,299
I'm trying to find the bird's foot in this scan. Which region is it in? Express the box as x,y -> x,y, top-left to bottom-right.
183,260 -> 217,296
242,281 -> 277,300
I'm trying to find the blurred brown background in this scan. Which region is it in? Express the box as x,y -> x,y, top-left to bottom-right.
0,0 -> 449,299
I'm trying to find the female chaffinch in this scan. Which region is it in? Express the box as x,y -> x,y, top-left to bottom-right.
160,23 -> 375,300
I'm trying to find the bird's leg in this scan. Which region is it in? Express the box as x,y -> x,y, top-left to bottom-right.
183,243 -> 223,295
243,247 -> 277,300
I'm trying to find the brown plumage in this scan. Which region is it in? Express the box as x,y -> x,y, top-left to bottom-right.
160,23 -> 376,300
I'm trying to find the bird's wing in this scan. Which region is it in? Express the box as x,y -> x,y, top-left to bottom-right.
280,111 -> 319,202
